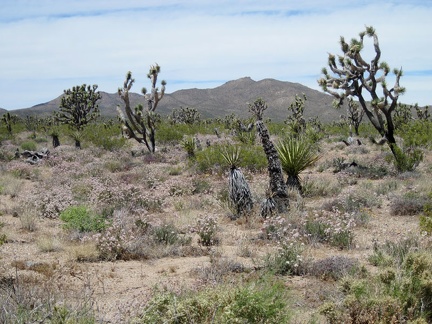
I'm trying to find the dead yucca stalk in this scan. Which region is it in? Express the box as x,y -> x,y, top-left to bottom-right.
221,146 -> 253,218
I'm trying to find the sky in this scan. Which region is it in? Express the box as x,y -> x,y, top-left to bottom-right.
1,0 -> 431,110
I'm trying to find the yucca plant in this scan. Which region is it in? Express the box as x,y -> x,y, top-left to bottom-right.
221,146 -> 253,218
181,136 -> 196,159
70,130 -> 84,149
276,136 -> 319,193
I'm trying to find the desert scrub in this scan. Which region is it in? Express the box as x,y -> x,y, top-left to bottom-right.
420,200 -> 432,234
325,248 -> 432,323
308,256 -> 360,281
301,176 -> 341,198
60,205 -> 108,233
262,216 -> 306,275
0,172 -> 23,197
136,276 -> 292,323
322,186 -> 380,215
189,215 -> 219,246
195,143 -> 267,174
20,140 -> 37,151
305,209 -> 356,249
390,191 -> 431,216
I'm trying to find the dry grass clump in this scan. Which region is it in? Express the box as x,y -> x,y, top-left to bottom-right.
0,172 -> 24,198
66,241 -> 100,262
389,192 -> 430,216
308,256 -> 360,281
18,205 -> 38,232
36,234 -> 63,252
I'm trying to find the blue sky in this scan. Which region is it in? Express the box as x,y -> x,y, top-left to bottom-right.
1,0 -> 431,110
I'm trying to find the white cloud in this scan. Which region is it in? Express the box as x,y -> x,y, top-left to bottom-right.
1,0 -> 431,109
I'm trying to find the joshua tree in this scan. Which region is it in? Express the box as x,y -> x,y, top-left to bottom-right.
169,106 -> 201,125
318,26 -> 406,163
117,64 -> 166,153
221,146 -> 253,218
249,98 -> 289,214
346,97 -> 364,136
56,84 -> 101,148
1,112 -> 14,135
276,136 -> 319,193
24,115 -> 42,139
285,93 -> 307,136
415,104 -> 430,121
393,103 -> 413,130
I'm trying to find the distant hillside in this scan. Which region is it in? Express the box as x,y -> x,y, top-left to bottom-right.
8,77 -> 341,123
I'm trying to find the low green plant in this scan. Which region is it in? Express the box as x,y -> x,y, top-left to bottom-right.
276,136 -> 319,192
192,215 -> 218,246
389,144 -> 424,172
59,205 -> 108,233
137,276 -> 292,323
0,233 -> 6,246
322,246 -> 432,323
180,136 -> 196,158
20,140 -> 37,151
195,143 -> 266,174
152,223 -> 180,245
419,200 -> 432,235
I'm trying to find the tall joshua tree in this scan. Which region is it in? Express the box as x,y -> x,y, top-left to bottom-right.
117,64 -> 166,153
249,98 -> 289,215
318,26 -> 405,161
56,84 -> 101,148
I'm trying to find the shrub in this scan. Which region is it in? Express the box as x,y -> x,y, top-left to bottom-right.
152,223 -> 180,245
20,140 -> 37,151
59,205 -> 108,233
368,237 -> 420,267
390,192 -> 430,216
309,256 -> 360,280
137,276 -> 292,323
191,215 -> 218,246
305,209 -> 357,249
390,144 -> 424,172
420,201 -> 432,234
262,216 -> 306,275
195,143 -> 267,174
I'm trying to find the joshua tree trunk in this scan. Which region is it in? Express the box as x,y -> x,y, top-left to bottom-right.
256,120 -> 289,213
287,174 -> 302,193
229,167 -> 253,218
52,135 -> 60,148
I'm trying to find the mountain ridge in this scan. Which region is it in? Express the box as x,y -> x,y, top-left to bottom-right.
5,77 -> 341,123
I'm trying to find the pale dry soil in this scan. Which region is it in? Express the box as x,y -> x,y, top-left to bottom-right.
0,138 -> 427,323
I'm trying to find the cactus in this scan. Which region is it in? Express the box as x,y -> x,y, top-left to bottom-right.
117,64 -> 166,153
249,98 -> 289,214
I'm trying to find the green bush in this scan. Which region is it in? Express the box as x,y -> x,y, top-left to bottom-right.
20,140 -> 37,151
390,144 -> 424,173
195,143 -> 267,174
59,205 -> 108,233
83,123 -> 127,151
420,200 -> 432,235
136,276 -> 292,323
152,223 -> 180,245
399,120 -> 432,148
